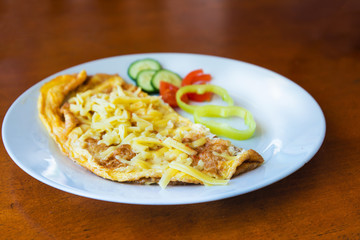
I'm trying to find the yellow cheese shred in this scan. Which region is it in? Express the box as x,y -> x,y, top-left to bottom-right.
61,74 -> 241,188
189,137 -> 207,148
169,161 -> 229,186
163,137 -> 197,156
159,168 -> 179,189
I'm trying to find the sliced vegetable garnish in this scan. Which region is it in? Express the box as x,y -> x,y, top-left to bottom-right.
160,81 -> 188,107
192,73 -> 212,83
182,69 -> 205,86
176,84 -> 234,114
187,91 -> 213,102
128,58 -> 162,81
182,69 -> 213,102
136,69 -> 157,93
186,80 -> 213,102
193,105 -> 256,140
151,69 -> 182,90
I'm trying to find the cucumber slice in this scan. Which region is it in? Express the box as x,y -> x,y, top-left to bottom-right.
136,69 -> 158,93
151,69 -> 182,90
128,58 -> 162,81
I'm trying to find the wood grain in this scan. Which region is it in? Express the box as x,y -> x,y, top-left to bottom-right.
1,0 -> 359,239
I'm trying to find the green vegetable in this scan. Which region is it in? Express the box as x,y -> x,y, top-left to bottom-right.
136,69 -> 157,93
176,84 -> 256,140
175,84 -> 234,114
151,69 -> 182,91
128,59 -> 161,81
193,105 -> 256,140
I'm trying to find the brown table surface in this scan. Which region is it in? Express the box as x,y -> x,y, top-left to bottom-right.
1,0 -> 359,239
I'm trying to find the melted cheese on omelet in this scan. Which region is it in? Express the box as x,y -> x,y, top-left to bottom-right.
38,70 -> 264,188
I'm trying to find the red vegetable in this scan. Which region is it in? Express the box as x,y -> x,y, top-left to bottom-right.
160,69 -> 213,107
182,69 -> 213,102
160,81 -> 188,107
181,69 -> 204,86
187,91 -> 213,102
192,73 -> 212,83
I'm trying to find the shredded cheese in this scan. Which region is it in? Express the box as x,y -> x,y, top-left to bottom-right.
169,162 -> 229,186
64,75 -> 240,188
159,168 -> 179,189
163,137 -> 197,155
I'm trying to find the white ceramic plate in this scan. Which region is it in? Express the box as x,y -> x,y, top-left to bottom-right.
2,53 -> 326,205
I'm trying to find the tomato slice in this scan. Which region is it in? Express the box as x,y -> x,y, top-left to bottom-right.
192,73 -> 212,83
160,81 -> 188,107
161,69 -> 214,107
187,91 -> 213,102
182,70 -> 213,102
182,69 -> 204,86
182,70 -> 212,86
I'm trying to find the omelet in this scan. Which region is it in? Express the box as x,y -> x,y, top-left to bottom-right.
38,70 -> 263,188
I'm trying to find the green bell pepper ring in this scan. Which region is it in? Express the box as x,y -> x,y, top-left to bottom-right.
193,105 -> 256,140
176,84 -> 234,114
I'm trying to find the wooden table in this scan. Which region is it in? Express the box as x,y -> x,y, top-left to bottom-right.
1,0 -> 359,239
